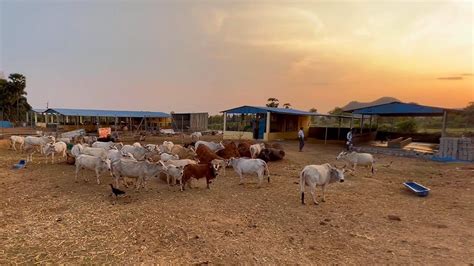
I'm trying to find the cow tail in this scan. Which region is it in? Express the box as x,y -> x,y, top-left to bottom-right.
263,161 -> 270,183
300,170 -> 305,205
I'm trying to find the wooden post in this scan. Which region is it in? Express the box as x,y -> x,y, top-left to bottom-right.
350,115 -> 354,130
223,112 -> 227,134
369,115 -> 372,131
337,117 -> 341,140
360,115 -> 364,134
441,110 -> 448,137
324,126 -> 328,144
265,111 -> 271,141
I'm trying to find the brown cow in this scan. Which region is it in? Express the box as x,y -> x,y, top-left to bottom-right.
196,144 -> 223,164
258,148 -> 285,162
216,141 -> 240,159
171,145 -> 197,160
237,142 -> 252,158
181,163 -> 220,190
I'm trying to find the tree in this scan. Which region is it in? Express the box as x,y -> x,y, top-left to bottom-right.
464,102 -> 474,125
0,73 -> 31,123
266,98 -> 279,108
283,103 -> 291,109
328,107 -> 344,115
309,107 -> 317,113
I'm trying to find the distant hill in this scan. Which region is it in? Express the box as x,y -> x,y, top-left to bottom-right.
342,97 -> 401,111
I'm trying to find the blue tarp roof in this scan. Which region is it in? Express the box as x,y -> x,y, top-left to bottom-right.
222,105 -> 316,116
44,108 -> 170,118
345,101 -> 458,116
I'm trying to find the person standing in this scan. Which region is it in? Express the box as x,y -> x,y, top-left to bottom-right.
346,129 -> 353,151
298,127 -> 305,152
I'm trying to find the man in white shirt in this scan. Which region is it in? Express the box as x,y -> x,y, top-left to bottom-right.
346,129 -> 353,151
298,127 -> 305,152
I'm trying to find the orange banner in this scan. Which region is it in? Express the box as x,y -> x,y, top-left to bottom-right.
98,127 -> 111,138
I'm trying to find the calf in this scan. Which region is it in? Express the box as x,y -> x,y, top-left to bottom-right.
300,163 -> 345,205
336,151 -> 375,175
75,154 -> 112,184
250,143 -> 265,159
181,163 -> 220,191
228,157 -> 270,187
10,136 -> 25,151
72,144 -> 107,159
196,144 -> 223,164
43,141 -> 67,164
164,159 -> 198,168
163,164 -> 185,187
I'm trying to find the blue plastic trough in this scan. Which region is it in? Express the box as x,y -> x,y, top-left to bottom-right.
13,160 -> 26,169
403,182 -> 430,197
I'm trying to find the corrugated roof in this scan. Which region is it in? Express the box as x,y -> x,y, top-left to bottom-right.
222,105 -> 316,116
345,102 -> 458,116
44,108 -> 170,118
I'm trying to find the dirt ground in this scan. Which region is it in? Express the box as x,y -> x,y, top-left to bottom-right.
0,136 -> 473,264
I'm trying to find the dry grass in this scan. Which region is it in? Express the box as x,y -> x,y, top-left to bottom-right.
0,137 -> 473,264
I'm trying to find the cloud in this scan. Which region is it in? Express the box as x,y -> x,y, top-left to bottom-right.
437,76 -> 463,80
460,73 -> 473,76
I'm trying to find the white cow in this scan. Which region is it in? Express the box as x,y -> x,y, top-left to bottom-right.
228,157 -> 270,187
23,143 -> 38,162
195,141 -> 225,152
160,152 -> 179,162
133,142 -> 142,147
43,141 -> 67,164
163,164 -> 185,187
299,164 -> 345,205
336,151 -> 375,175
71,144 -> 107,159
158,141 -> 174,153
164,159 -> 198,168
250,143 -> 265,158
75,154 -> 112,184
24,136 -> 55,154
111,159 -> 168,190
191,132 -> 202,141
92,141 -> 122,150
107,149 -> 137,163
9,136 -> 25,151
121,145 -> 147,161
144,144 -> 159,152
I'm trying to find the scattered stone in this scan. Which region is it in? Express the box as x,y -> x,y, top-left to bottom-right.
324,218 -> 331,222
224,230 -> 233,236
388,215 -> 401,221
56,217 -> 62,222
319,221 -> 327,225
436,224 -> 448,229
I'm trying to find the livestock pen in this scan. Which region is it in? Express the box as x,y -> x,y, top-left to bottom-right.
0,136 -> 473,264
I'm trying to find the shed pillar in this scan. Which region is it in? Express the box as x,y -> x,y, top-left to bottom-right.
265,112 -> 271,141
360,115 -> 364,134
34,112 -> 37,124
441,110 -> 448,137
223,112 -> 227,134
337,117 -> 342,140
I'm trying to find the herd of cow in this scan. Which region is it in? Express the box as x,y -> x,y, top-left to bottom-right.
8,134 -> 376,205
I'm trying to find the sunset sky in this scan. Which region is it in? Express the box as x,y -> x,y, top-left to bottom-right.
1,0 -> 473,114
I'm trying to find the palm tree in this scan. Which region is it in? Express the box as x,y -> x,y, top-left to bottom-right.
266,98 -> 279,108
283,103 -> 292,109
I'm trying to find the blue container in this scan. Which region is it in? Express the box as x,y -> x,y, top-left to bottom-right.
13,160 -> 26,169
404,182 -> 430,197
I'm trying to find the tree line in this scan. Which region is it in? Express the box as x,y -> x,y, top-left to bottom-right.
0,73 -> 31,123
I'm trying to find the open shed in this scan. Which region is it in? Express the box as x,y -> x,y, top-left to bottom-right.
33,108 -> 171,131
222,106 -> 314,141
344,101 -> 461,137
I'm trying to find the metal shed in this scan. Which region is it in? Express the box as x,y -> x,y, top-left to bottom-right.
344,101 -> 462,136
222,105 -> 315,141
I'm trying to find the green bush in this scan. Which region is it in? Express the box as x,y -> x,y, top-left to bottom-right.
396,119 -> 418,133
